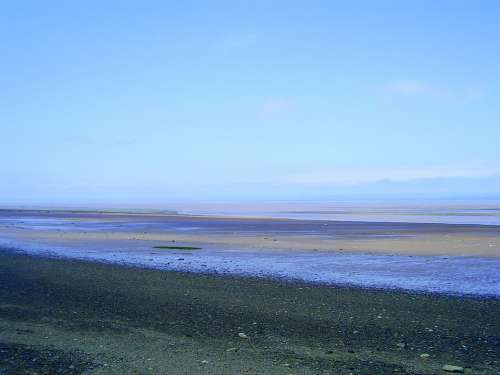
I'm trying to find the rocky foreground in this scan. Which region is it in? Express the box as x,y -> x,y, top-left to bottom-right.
0,249 -> 498,374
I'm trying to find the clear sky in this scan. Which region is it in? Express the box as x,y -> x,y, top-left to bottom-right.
1,1 -> 499,204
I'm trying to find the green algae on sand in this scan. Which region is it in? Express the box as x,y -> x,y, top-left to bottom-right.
153,245 -> 202,250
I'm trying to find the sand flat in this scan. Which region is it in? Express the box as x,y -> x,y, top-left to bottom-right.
1,209 -> 500,257
1,209 -> 499,296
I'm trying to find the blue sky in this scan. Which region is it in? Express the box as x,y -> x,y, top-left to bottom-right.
1,1 -> 499,204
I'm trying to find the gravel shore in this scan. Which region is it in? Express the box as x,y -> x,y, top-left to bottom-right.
0,250 -> 498,374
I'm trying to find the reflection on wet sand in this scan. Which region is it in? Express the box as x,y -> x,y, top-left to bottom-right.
1,209 -> 499,296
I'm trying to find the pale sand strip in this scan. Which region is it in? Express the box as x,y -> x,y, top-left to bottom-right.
3,227 -> 499,257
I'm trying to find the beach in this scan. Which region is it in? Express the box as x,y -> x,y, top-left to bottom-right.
5,2 -> 500,373
1,209 -> 499,296
0,208 -> 499,374
0,250 -> 499,374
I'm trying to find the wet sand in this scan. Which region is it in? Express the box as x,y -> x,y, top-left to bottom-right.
1,209 -> 500,257
1,210 -> 499,373
1,209 -> 500,296
0,250 -> 498,375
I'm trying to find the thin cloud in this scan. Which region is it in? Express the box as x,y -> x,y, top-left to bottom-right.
258,98 -> 294,117
382,80 -> 484,101
387,81 -> 434,95
282,167 -> 498,185
214,32 -> 258,51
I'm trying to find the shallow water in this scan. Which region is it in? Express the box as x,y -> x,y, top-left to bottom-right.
170,201 -> 500,225
1,209 -> 499,297
1,236 -> 499,297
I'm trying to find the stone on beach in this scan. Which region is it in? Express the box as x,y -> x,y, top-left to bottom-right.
442,364 -> 464,372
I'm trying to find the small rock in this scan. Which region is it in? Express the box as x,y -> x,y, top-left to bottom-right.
238,332 -> 249,339
396,343 -> 406,349
420,353 -> 430,358
201,360 -> 209,364
442,364 -> 464,373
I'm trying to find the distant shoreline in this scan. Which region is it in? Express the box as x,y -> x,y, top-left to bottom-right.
2,206 -> 500,226
2,202 -> 500,226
